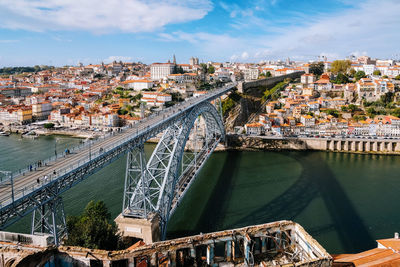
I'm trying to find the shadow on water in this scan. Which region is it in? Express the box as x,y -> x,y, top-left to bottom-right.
301,152 -> 375,252
225,151 -> 319,228
167,150 -> 375,252
167,151 -> 242,238
194,151 -> 242,233
226,151 -> 375,253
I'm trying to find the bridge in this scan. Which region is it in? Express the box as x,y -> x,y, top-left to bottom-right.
0,82 -> 236,245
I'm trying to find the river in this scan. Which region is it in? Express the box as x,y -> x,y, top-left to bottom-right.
1,134 -> 400,254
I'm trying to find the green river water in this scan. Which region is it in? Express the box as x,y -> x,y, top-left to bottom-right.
1,134 -> 399,254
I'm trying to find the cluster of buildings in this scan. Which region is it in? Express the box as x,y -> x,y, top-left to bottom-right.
244,56 -> 400,137
0,55 -> 315,129
0,57 -> 208,128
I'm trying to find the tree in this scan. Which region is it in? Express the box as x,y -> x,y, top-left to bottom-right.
367,107 -> 377,117
333,73 -> 349,84
330,60 -> 351,74
380,91 -> 394,105
325,109 -> 339,118
354,71 -> 366,81
200,63 -> 208,73
208,65 -> 215,74
353,115 -> 366,121
391,108 -> 400,118
117,109 -> 128,115
44,123 -> 55,129
373,70 -> 381,76
348,104 -> 358,113
349,68 -> 356,77
395,75 -> 400,80
265,71 -> 272,77
65,201 -> 120,250
309,62 -> 324,76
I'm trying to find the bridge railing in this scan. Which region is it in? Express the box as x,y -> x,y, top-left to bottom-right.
0,83 -> 236,210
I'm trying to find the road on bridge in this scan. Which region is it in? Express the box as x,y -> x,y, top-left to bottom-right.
0,83 -> 235,211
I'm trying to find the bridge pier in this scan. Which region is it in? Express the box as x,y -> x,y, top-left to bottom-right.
31,196 -> 67,246
114,213 -> 160,244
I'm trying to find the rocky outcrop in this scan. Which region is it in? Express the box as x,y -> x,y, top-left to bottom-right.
224,96 -> 262,132
226,135 -> 307,151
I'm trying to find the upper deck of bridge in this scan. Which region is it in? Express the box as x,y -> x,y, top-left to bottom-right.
0,83 -> 236,220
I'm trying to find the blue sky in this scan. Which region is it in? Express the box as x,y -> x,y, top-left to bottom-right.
0,0 -> 399,67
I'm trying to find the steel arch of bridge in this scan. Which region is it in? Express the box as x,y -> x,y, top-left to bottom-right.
122,101 -> 225,238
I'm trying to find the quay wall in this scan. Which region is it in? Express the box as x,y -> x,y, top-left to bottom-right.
226,134 -> 400,155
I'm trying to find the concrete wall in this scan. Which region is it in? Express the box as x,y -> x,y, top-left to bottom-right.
0,231 -> 51,247
237,72 -> 305,93
226,135 -> 400,155
3,220 -> 332,267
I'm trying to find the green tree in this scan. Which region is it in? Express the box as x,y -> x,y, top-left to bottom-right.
200,63 -> 208,73
353,115 -> 366,121
391,108 -> 400,118
44,123 -> 55,129
333,73 -> 349,84
325,109 -> 339,118
354,71 -> 366,81
395,75 -> 400,80
349,68 -> 356,77
380,91 -> 394,105
367,107 -> 377,117
341,106 -> 348,112
309,62 -> 324,76
348,104 -> 358,113
373,70 -> 381,76
330,60 -> 351,74
65,201 -> 119,250
208,65 -> 215,74
118,109 -> 128,115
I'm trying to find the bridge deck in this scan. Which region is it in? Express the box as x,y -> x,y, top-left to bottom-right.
0,83 -> 235,228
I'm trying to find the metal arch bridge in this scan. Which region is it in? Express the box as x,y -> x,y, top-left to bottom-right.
0,82 -> 236,245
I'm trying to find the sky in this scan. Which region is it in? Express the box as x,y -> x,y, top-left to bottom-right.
0,0 -> 399,67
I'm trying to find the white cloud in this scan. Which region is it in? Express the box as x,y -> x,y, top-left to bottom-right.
217,0 -> 400,61
0,0 -> 212,33
241,51 -> 249,60
104,56 -> 132,63
0,39 -> 19,43
247,0 -> 400,61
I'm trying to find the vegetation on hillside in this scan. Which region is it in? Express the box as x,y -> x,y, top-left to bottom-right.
221,91 -> 242,116
64,200 -> 120,250
0,65 -> 54,75
262,81 -> 287,101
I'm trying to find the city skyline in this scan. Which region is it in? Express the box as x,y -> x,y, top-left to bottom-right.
0,0 -> 399,67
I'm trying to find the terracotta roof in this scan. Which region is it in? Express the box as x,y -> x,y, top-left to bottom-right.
333,248 -> 400,266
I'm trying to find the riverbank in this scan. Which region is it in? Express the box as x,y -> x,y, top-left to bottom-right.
223,134 -> 400,155
4,126 -> 104,139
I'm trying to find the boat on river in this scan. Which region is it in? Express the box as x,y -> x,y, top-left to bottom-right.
0,131 -> 10,136
21,130 -> 39,139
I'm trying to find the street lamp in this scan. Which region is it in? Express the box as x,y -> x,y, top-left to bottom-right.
0,171 -> 14,203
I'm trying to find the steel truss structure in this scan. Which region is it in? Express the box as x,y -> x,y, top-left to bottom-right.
31,196 -> 66,246
123,102 -> 225,238
0,84 -> 234,245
